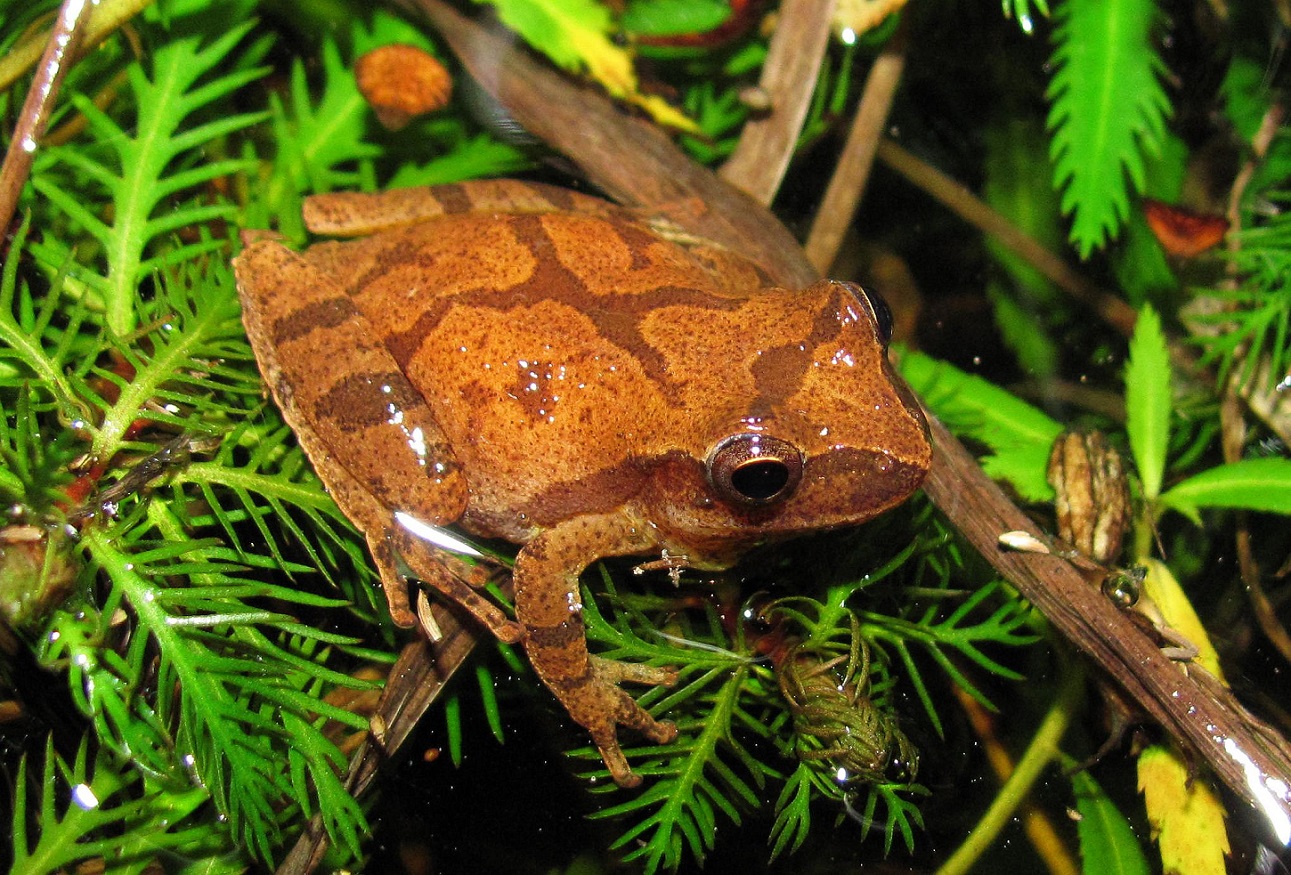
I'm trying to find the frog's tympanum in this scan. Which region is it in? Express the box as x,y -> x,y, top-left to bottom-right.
233,180 -> 931,787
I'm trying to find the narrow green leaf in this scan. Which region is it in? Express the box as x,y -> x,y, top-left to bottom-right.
1161,458 -> 1291,521
621,0 -> 731,37
1070,768 -> 1151,875
1124,304 -> 1170,500
899,351 -> 1063,501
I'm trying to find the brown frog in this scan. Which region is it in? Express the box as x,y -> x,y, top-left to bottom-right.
232,179 -> 932,787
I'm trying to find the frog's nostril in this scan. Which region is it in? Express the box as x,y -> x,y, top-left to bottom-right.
707,434 -> 803,505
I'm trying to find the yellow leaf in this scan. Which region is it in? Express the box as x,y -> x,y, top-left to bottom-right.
481,0 -> 698,131
561,19 -> 636,95
1138,744 -> 1229,875
626,92 -> 701,133
1141,558 -> 1224,681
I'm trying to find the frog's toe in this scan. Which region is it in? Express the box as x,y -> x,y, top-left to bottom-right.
639,716 -> 678,745
593,733 -> 640,788
592,655 -> 677,688
578,675 -> 677,787
495,619 -> 525,644
592,699 -> 672,788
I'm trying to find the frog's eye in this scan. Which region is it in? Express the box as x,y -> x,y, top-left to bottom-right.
839,282 -> 894,346
706,434 -> 804,506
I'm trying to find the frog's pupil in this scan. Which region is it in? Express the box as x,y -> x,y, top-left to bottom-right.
731,459 -> 790,501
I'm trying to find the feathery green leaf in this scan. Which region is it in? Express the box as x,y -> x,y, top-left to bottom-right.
1046,0 -> 1172,256
28,22 -> 267,336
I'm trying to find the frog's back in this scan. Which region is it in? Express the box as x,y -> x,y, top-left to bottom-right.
302,207 -> 777,535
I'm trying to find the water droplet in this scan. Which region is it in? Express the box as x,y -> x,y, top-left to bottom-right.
71,783 -> 99,810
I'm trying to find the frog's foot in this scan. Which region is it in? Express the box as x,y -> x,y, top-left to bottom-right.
564,656 -> 678,788
396,529 -> 524,644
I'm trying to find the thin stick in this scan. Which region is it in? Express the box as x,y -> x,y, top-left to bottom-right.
1219,104 -> 1291,664
875,138 -> 1140,338
0,0 -> 94,235
937,661 -> 1084,875
277,606 -> 484,875
803,23 -> 907,273
718,0 -> 837,205
0,0 -> 153,92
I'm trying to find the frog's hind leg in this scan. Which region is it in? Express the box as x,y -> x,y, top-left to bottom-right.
514,513 -> 679,788
301,179 -> 622,237
234,241 -> 472,629
394,529 -> 523,644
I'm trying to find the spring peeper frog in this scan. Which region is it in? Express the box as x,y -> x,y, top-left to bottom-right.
233,180 -> 931,787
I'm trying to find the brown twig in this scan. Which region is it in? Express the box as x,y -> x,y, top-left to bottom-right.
1222,389 -> 1291,665
1216,103 -> 1291,666
0,0 -> 94,235
923,415 -> 1291,844
803,21 -> 907,272
278,604 -> 483,875
875,138 -> 1140,338
0,0 -> 153,92
717,0 -> 837,204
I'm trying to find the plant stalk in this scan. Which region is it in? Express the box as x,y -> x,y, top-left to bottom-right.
935,658 -> 1084,875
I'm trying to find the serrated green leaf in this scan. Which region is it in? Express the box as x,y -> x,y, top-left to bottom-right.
29,21 -> 266,336
1160,458 -> 1291,521
899,351 -> 1063,501
1046,0 -> 1172,257
1070,767 -> 1151,875
1124,304 -> 1170,500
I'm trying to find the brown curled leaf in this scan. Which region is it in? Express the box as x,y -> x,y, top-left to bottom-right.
1047,430 -> 1131,565
355,44 -> 452,131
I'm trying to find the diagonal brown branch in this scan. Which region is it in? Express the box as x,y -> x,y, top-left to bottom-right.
279,605 -> 483,874
0,0 -> 95,235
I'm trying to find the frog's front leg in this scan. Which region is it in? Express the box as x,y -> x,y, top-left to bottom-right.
515,513 -> 679,788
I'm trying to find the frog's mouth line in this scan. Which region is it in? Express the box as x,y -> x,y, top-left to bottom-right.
719,448 -> 928,531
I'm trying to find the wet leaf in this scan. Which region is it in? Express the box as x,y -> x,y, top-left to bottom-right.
1070,767 -> 1151,875
1138,744 -> 1229,875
